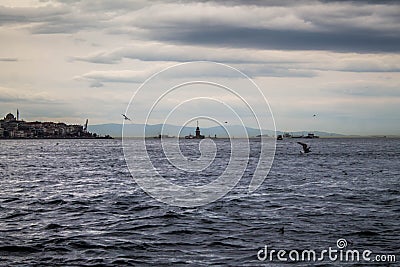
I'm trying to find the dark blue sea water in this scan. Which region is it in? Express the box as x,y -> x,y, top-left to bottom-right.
0,138 -> 399,266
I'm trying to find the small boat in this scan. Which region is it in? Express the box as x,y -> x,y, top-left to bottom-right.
185,134 -> 195,139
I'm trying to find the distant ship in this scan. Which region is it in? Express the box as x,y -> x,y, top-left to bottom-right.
276,132 -> 319,139
153,134 -> 174,139
184,121 -> 205,139
283,132 -> 292,138
304,133 -> 319,139
277,133 -> 293,140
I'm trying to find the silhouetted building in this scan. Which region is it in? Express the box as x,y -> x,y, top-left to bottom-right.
0,121 -> 3,138
4,113 -> 16,122
0,111 -> 110,139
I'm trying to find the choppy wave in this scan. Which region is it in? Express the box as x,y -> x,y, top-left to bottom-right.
0,138 -> 399,266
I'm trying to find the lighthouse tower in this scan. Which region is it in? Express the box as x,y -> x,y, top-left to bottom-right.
195,121 -> 201,138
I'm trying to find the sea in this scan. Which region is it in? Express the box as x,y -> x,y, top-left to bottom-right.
0,138 -> 399,266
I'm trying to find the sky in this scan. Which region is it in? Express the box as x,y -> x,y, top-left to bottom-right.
0,0 -> 399,135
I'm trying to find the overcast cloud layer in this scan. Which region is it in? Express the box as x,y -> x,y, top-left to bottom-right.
0,0 -> 399,135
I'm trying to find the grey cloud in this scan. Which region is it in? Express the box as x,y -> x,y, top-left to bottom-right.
141,24 -> 400,53
89,81 -> 104,88
335,65 -> 400,73
76,69 -> 155,87
73,43 -> 400,74
0,4 -> 112,34
10,1 -> 159,34
320,0 -> 400,4
238,64 -> 317,78
0,58 -> 18,62
2,0 -> 399,54
76,63 -> 316,87
0,5 -> 69,25
0,92 -> 63,105
72,45 -> 285,64
42,0 -> 151,11
29,10 -> 114,34
323,84 -> 400,98
124,1 -> 400,53
192,0 -> 400,6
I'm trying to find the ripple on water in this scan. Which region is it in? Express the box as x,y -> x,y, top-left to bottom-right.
0,138 -> 399,265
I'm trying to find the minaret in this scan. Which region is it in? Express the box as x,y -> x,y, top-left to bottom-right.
195,120 -> 200,138
17,109 -> 19,121
84,119 -> 88,132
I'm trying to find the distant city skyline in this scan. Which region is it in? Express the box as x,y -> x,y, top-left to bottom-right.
0,0 -> 399,135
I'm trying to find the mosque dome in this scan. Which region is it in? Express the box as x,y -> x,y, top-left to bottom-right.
4,113 -> 16,122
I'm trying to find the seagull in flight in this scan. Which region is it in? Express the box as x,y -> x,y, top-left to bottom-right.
297,142 -> 311,153
121,114 -> 131,121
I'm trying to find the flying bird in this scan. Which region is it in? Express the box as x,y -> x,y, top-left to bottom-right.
313,114 -> 317,117
121,114 -> 131,121
297,142 -> 311,154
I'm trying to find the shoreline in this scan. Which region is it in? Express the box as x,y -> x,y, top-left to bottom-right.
0,136 -> 113,140
1,136 -> 398,140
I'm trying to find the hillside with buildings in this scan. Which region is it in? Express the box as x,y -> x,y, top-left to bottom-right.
0,111 -> 111,139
